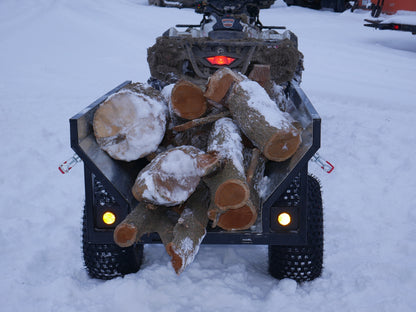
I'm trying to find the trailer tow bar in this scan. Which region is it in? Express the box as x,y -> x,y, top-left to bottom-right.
311,153 -> 334,174
59,153 -> 81,174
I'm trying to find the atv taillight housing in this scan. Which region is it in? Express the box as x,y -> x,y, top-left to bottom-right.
206,56 -> 236,66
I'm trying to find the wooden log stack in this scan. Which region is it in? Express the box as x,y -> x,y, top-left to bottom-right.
93,67 -> 302,275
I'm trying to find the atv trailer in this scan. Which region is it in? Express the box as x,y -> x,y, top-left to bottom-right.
67,0 -> 325,283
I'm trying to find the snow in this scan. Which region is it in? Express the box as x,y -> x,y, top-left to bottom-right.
96,89 -> 167,161
208,117 -> 245,174
1,0 -> 416,311
137,146 -> 203,205
383,10 -> 416,26
160,149 -> 200,177
239,79 -> 291,130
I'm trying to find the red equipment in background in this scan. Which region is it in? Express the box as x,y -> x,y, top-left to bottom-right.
353,0 -> 416,17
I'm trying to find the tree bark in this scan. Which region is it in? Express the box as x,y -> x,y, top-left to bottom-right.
93,83 -> 167,161
113,202 -> 176,248
204,67 -> 243,104
248,64 -> 271,88
227,79 -> 302,162
132,146 -> 221,206
166,183 -> 210,274
204,118 -> 249,213
172,111 -> 231,132
171,80 -> 207,120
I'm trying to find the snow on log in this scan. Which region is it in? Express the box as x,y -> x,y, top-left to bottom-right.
204,67 -> 243,103
113,202 -> 176,248
132,146 -> 221,206
166,183 -> 210,274
204,118 -> 250,214
171,80 -> 207,120
93,83 -> 167,161
227,79 -> 302,162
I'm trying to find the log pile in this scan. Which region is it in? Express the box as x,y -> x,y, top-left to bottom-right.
93,68 -> 302,274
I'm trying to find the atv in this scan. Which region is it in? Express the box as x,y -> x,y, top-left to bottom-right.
68,0 -> 325,282
148,0 -> 276,9
147,0 -> 304,88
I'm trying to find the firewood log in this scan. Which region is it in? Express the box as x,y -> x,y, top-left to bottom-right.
172,111 -> 231,132
171,80 -> 207,120
93,83 -> 167,161
113,202 -> 176,248
248,64 -> 271,88
227,79 -> 302,162
204,67 -> 243,104
204,118 -> 249,211
132,146 -> 221,206
161,83 -> 212,150
166,183 -> 210,274
208,148 -> 264,231
209,200 -> 257,231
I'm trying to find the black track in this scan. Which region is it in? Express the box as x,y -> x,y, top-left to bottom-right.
82,203 -> 144,280
268,175 -> 323,282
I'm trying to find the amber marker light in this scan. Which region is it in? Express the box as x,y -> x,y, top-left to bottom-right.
277,212 -> 291,226
103,211 -> 116,225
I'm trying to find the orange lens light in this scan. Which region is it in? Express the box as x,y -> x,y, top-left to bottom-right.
277,212 -> 291,226
206,56 -> 236,66
103,211 -> 116,225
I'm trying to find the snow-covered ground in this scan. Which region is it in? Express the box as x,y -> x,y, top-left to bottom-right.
1,0 -> 415,311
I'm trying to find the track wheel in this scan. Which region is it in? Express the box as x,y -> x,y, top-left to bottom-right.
268,175 -> 323,282
82,206 -> 143,280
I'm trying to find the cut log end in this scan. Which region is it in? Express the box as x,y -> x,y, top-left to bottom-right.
216,203 -> 257,231
264,130 -> 302,162
204,68 -> 243,103
196,151 -> 221,176
114,223 -> 138,248
214,179 -> 250,210
166,243 -> 183,275
171,81 -> 207,120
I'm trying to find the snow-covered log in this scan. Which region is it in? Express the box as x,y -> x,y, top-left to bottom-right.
227,79 -> 302,162
204,118 -> 249,213
171,80 -> 207,120
132,146 -> 221,206
166,183 -> 210,274
93,83 -> 167,161
204,67 -> 243,104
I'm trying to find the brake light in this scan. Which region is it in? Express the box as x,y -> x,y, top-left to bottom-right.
393,24 -> 400,30
206,56 -> 236,66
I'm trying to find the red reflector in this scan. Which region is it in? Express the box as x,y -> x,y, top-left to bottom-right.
206,56 -> 236,66
393,24 -> 400,30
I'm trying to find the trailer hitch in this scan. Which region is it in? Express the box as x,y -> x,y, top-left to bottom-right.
59,153 -> 82,174
311,153 -> 334,174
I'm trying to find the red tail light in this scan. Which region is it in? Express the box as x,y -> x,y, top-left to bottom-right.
206,56 -> 236,66
393,24 -> 400,30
